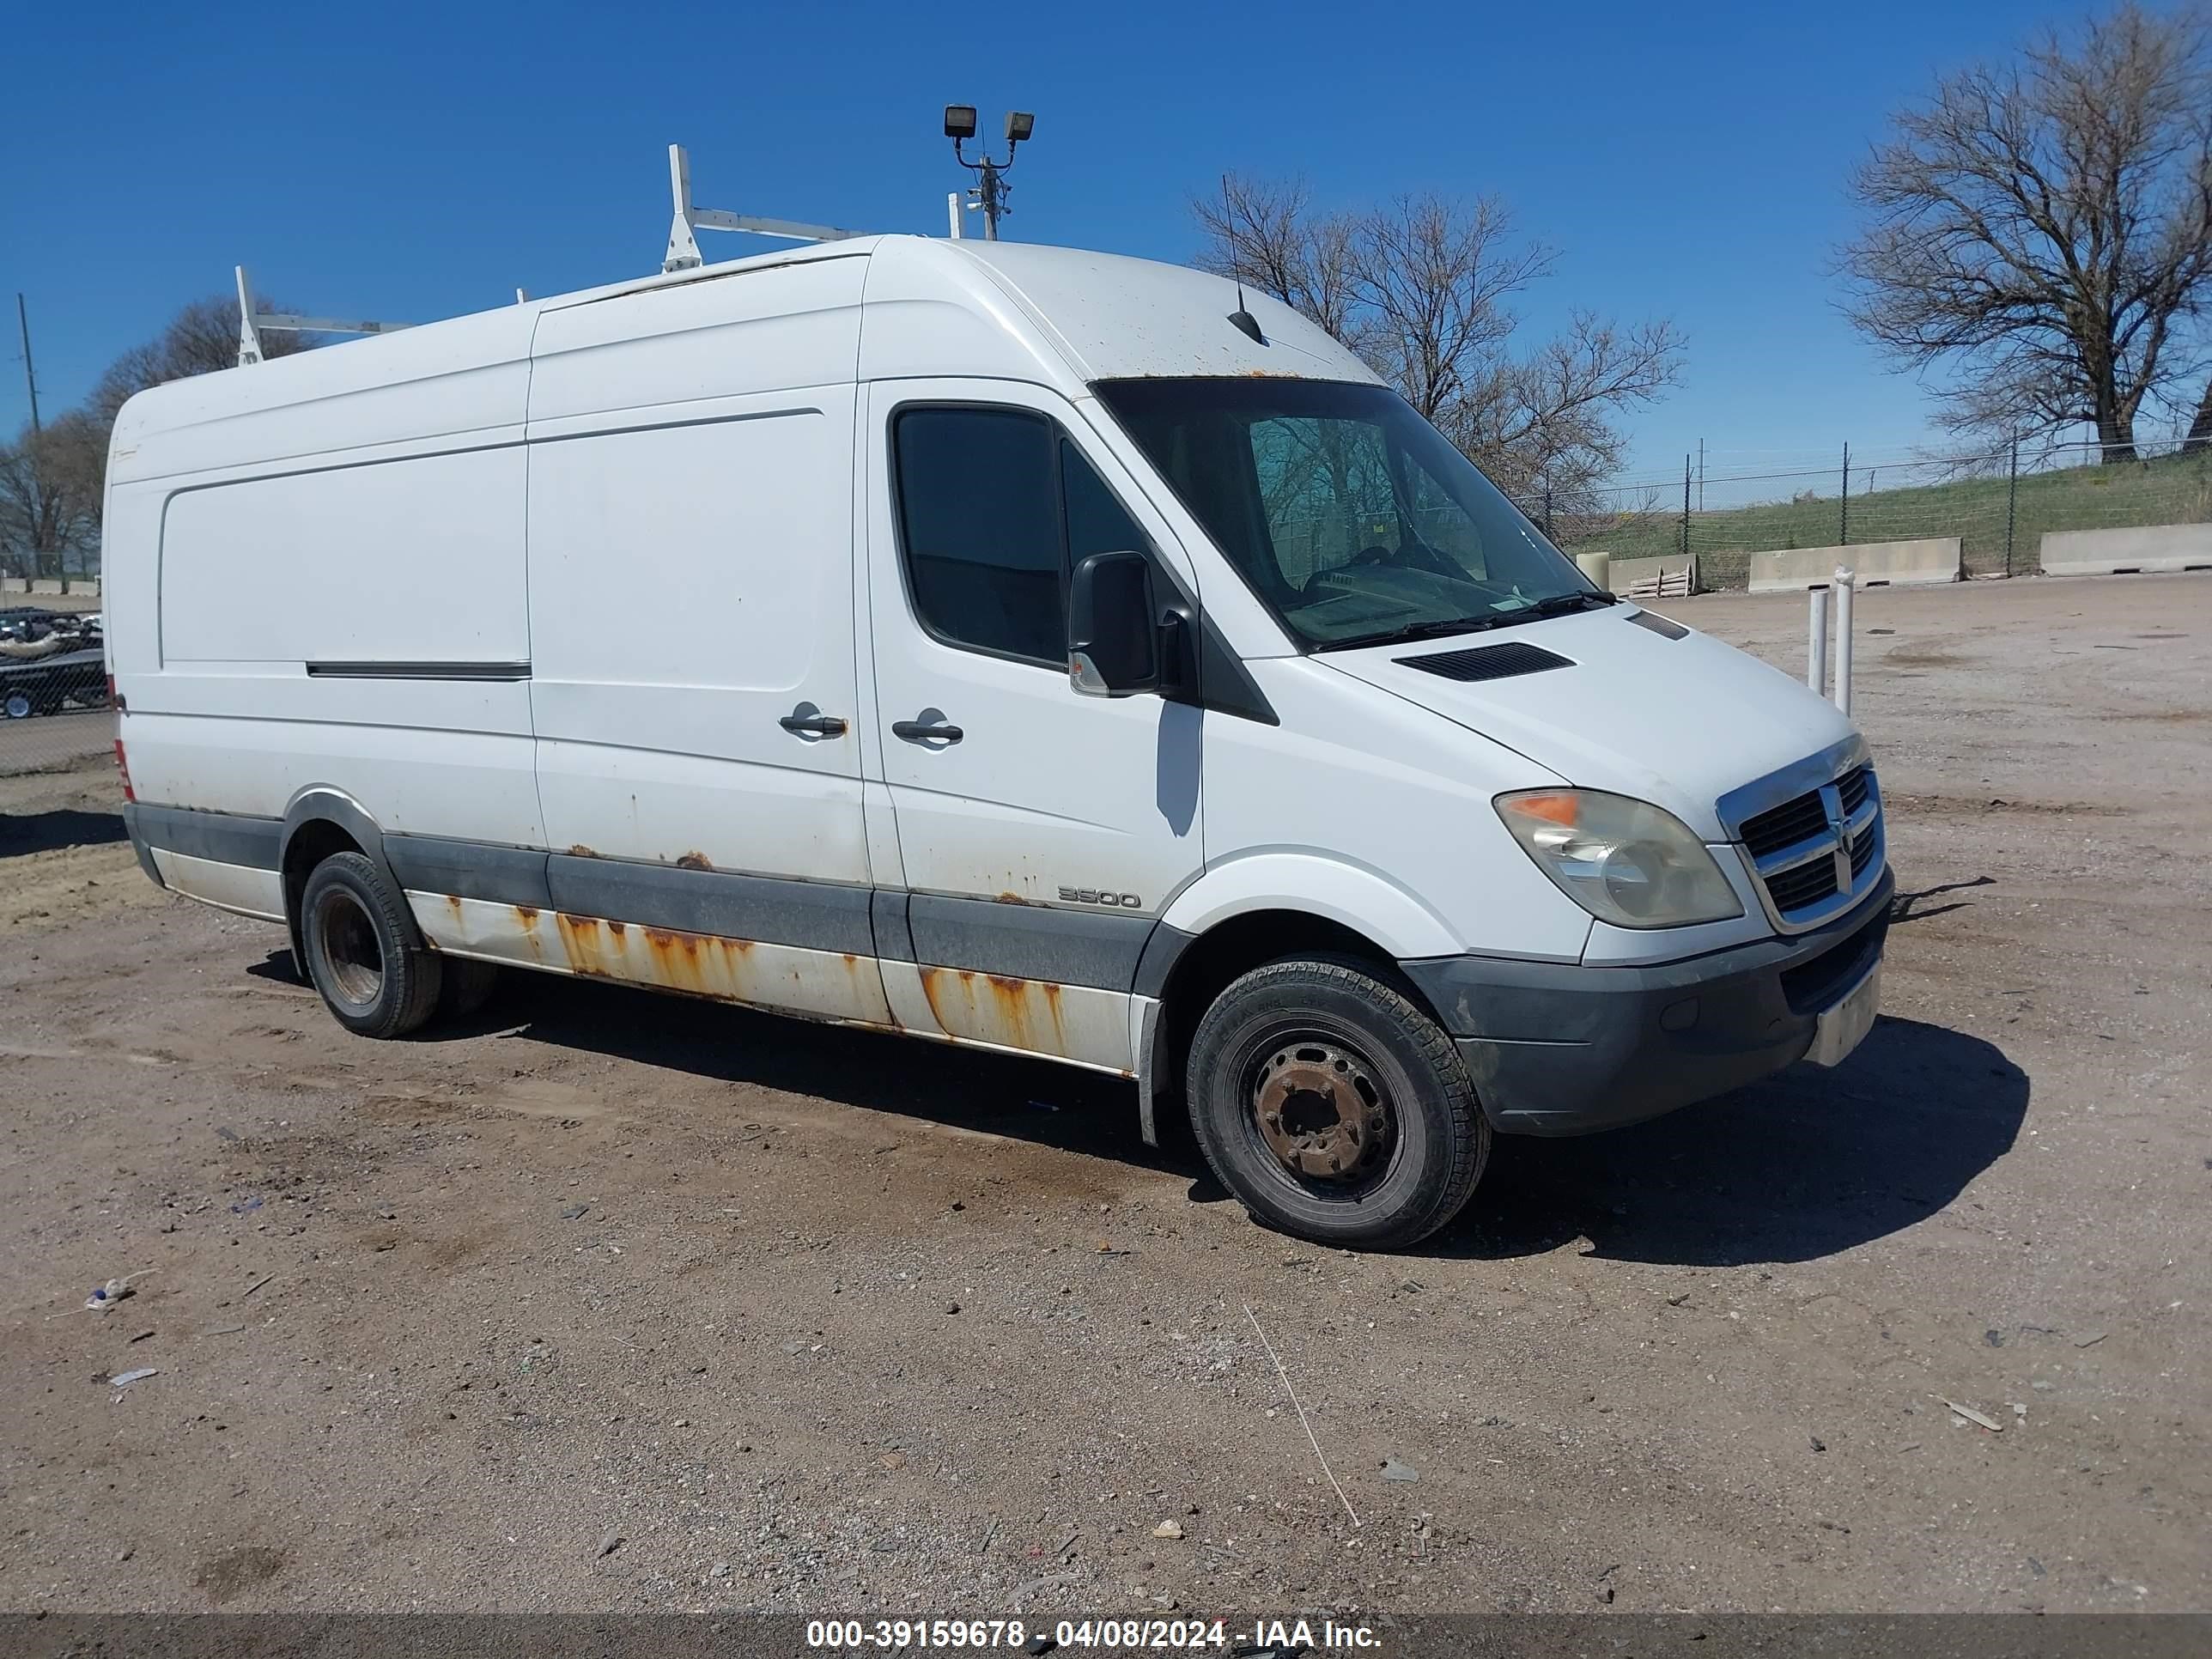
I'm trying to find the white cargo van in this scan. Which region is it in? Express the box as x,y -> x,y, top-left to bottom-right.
106,237 -> 1888,1248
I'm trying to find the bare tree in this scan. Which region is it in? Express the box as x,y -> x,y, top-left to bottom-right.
0,412 -> 106,580
1194,174 -> 1685,508
1840,3 -> 2212,461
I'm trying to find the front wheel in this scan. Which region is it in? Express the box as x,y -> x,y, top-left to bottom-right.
3,690 -> 35,720
1185,956 -> 1488,1250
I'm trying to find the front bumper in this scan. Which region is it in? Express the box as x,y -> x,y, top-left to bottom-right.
1401,867 -> 1893,1136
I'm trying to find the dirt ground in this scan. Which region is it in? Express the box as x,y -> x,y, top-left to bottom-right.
1,573 -> 2206,1618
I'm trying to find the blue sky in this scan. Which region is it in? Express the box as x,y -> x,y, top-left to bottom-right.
2,0 -> 2095,489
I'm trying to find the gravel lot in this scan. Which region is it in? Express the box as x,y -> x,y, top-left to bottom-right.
2,574 -> 2206,1618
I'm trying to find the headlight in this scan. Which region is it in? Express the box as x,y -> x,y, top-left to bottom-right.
1495,789 -> 1743,929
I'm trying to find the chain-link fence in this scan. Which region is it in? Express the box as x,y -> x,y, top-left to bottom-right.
1524,434 -> 2212,592
0,588 -> 112,783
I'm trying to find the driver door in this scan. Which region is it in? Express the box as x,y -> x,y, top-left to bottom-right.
860,380 -> 1205,1071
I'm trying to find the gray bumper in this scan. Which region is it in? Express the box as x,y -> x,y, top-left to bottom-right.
1401,867 -> 1893,1136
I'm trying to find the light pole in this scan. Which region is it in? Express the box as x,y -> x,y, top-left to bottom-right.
945,106 -> 1034,240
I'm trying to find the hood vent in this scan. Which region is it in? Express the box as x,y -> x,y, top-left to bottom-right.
1626,609 -> 1689,640
1397,641 -> 1573,683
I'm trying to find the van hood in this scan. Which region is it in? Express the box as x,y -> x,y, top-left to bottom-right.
1317,604 -> 1859,842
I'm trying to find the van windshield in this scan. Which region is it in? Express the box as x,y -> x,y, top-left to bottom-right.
1094,378 -> 1605,652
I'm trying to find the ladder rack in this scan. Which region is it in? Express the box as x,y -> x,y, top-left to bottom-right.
235,144 -> 889,365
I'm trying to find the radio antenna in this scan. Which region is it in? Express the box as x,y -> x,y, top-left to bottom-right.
1221,174 -> 1266,345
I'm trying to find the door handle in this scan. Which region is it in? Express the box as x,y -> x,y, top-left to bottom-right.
779,713 -> 848,737
892,717 -> 963,744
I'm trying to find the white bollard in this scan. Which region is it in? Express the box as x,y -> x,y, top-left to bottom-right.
1807,586 -> 1830,696
1832,567 -> 1856,715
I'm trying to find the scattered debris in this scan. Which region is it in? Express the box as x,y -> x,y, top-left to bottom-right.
944,1301 -> 961,1316
1940,1398 -> 2003,1432
1243,1303 -> 1361,1527
1380,1458 -> 1420,1483
1808,1434 -> 1827,1453
242,1274 -> 275,1298
1984,1328 -> 2005,1347
561,1202 -> 592,1220
200,1324 -> 246,1338
2073,1331 -> 2107,1348
595,1529 -> 623,1559
230,1195 -> 264,1215
107,1368 -> 159,1388
82,1271 -> 155,1314
128,1329 -> 156,1344
1152,1520 -> 1184,1540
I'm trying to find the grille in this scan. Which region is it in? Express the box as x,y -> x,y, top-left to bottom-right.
1397,641 -> 1573,684
1766,859 -> 1840,913
1741,790 -> 1831,859
1730,763 -> 1884,928
1850,825 -> 1876,877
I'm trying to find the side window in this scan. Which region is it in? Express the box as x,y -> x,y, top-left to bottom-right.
895,408 -> 1061,664
892,408 -> 1152,667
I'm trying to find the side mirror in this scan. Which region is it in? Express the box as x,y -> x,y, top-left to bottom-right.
1067,550 -> 1159,696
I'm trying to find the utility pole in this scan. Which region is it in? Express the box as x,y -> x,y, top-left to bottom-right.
1697,439 -> 1705,512
945,106 -> 1035,240
15,293 -> 40,434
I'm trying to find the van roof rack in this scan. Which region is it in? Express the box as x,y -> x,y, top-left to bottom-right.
234,143 -> 892,365
661,144 -> 870,272
234,264 -> 416,368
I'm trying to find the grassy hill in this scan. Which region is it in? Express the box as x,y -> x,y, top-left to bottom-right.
1561,446 -> 2212,588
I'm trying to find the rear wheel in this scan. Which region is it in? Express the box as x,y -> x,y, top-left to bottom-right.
1185,955 -> 1487,1250
437,957 -> 502,1020
3,691 -> 34,720
298,852 -> 442,1038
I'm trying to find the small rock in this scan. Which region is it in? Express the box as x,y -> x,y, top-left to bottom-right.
562,1202 -> 591,1220
945,1301 -> 961,1316
1984,1328 -> 2005,1347
1152,1520 -> 1184,1540
595,1529 -> 622,1559
1809,1434 -> 1826,1453
1381,1458 -> 1419,1483
709,1561 -> 730,1578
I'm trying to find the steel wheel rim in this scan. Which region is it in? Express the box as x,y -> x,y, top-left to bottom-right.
1237,1019 -> 1400,1200
3,693 -> 31,720
313,887 -> 384,1007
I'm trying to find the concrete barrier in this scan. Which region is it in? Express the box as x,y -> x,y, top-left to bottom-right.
29,579 -> 64,596
1748,538 -> 1960,592
2039,523 -> 2212,577
65,578 -> 100,598
1606,552 -> 1696,599
1,578 -> 27,594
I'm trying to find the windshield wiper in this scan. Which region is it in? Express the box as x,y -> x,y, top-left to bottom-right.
1522,589 -> 1617,620
1314,614 -> 1510,652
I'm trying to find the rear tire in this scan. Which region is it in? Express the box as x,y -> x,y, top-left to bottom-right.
298,852 -> 442,1039
3,691 -> 33,720
436,957 -> 502,1019
1185,955 -> 1487,1250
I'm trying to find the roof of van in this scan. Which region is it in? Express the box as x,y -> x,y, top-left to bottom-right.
107,236 -> 1378,473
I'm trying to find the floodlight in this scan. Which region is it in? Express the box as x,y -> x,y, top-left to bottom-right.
944,105 -> 978,140
1005,111 -> 1035,143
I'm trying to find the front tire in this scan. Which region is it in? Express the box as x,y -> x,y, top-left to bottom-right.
298,851 -> 442,1038
1185,955 -> 1487,1249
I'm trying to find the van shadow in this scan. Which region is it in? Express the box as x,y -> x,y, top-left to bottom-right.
308,952 -> 2026,1269
1434,1014 -> 2028,1267
0,807 -> 125,857
436,967 -> 1182,1172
